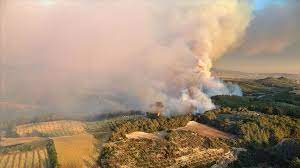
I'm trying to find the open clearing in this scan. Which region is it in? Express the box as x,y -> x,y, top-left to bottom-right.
126,121 -> 233,140
126,131 -> 161,140
16,120 -> 86,137
0,137 -> 46,147
52,134 -> 98,168
178,121 -> 234,139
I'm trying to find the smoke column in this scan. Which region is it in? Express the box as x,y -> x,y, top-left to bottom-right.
2,0 -> 251,117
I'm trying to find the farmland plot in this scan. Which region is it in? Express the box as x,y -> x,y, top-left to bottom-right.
52,134 -> 98,168
0,148 -> 49,168
16,120 -> 86,137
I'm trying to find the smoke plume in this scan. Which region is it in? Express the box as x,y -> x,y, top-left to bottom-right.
1,0 -> 251,117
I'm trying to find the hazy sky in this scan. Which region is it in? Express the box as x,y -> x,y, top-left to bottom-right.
0,0 -> 298,118
1,0 -> 251,116
215,0 -> 300,74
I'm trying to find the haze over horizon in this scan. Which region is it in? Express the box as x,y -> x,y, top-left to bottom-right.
215,0 -> 300,74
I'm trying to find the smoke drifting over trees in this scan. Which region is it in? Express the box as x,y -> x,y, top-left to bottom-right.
1,0 -> 251,117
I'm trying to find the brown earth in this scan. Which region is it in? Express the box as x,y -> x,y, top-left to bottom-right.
126,132 -> 161,140
177,121 -> 234,139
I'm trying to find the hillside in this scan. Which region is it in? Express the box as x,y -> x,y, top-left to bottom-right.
97,115 -> 239,168
101,130 -> 233,168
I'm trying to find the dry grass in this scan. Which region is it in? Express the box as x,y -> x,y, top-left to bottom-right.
0,137 -> 46,147
178,121 -> 234,139
52,134 -> 98,168
16,120 -> 86,137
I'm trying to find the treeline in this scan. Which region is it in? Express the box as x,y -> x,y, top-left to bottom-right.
229,139 -> 300,168
199,108 -> 300,147
46,139 -> 60,168
199,108 -> 300,167
109,115 -> 193,142
85,110 -> 144,122
212,94 -> 300,118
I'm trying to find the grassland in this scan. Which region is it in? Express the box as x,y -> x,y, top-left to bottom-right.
51,134 -> 98,168
16,120 -> 86,137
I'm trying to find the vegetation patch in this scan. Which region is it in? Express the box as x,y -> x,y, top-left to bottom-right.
199,108 -> 300,147
100,130 -> 230,168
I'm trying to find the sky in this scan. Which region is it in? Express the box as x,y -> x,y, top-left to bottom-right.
215,0 -> 300,74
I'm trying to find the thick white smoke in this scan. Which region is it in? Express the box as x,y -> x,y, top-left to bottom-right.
2,0 -> 251,116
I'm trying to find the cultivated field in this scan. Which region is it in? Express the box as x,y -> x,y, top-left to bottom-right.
0,148 -> 49,168
52,134 -> 98,168
16,120 -> 86,137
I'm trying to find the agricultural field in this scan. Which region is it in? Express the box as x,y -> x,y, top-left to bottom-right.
0,148 -> 49,168
0,138 -> 52,168
16,120 -> 86,137
52,134 -> 98,168
0,137 -> 45,147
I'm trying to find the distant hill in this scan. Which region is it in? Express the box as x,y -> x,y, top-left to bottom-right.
212,68 -> 300,80
256,77 -> 298,88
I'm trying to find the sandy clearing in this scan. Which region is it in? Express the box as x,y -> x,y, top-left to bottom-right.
126,131 -> 161,140
177,121 -> 234,139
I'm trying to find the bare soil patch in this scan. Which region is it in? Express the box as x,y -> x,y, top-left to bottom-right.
126,132 -> 161,140
178,121 -> 234,139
